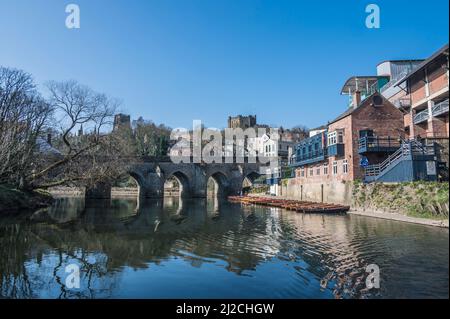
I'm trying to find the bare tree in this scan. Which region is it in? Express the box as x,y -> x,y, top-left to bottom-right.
1,70 -> 138,191
27,80 -> 125,189
0,67 -> 53,189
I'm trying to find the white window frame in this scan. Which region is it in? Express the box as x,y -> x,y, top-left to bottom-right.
323,163 -> 328,175
328,131 -> 337,146
328,129 -> 344,146
332,161 -> 338,175
343,159 -> 348,174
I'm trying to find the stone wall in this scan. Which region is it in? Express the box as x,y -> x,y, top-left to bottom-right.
280,178 -> 449,219
280,178 -> 353,205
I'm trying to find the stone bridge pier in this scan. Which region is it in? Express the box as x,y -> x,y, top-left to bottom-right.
85,162 -> 262,199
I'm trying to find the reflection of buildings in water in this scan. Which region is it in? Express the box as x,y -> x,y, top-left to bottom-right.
275,210 -> 368,296
0,198 -> 361,298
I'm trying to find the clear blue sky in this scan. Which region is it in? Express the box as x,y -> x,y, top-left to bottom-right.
1,0 -> 448,129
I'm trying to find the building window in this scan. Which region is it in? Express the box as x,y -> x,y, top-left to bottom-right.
328,130 -> 344,146
337,130 -> 344,144
328,131 -> 337,145
343,159 -> 348,174
301,168 -> 305,177
332,161 -> 338,175
323,163 -> 328,175
309,168 -> 314,176
316,167 -> 321,175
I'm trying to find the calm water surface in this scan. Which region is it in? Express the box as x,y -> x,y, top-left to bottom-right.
0,196 -> 448,299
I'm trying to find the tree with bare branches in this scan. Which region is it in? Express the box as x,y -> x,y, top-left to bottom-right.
0,67 -> 53,189
28,80 -> 131,190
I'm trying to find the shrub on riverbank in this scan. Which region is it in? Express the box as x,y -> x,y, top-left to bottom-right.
249,185 -> 269,194
353,181 -> 449,220
0,184 -> 53,213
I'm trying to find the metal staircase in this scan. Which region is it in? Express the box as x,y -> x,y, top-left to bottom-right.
364,140 -> 436,182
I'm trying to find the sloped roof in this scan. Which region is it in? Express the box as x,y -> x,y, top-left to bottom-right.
328,92 -> 392,125
396,43 -> 449,86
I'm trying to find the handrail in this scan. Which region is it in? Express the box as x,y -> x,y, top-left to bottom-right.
432,99 -> 449,117
364,144 -> 410,177
358,136 -> 401,150
364,140 -> 435,178
413,109 -> 429,125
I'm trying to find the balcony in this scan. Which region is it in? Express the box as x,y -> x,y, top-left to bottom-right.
358,136 -> 401,154
413,109 -> 429,125
290,150 -> 326,167
432,99 -> 449,117
327,143 -> 345,157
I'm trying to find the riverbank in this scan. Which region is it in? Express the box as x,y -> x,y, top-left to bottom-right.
0,185 -> 53,213
249,193 -> 449,228
348,209 -> 449,228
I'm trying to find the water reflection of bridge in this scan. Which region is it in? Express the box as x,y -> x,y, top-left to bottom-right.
2,197 -> 431,299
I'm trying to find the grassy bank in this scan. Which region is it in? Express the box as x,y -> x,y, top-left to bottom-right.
353,181 -> 449,220
0,185 -> 53,213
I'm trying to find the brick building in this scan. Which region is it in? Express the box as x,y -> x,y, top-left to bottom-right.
395,44 -> 449,139
291,90 -> 405,184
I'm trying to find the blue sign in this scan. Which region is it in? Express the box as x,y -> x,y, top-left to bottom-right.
360,157 -> 369,168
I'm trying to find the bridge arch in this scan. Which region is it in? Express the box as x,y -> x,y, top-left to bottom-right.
166,171 -> 191,198
128,170 -> 146,197
207,171 -> 230,198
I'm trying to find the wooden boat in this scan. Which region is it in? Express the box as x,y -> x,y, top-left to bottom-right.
228,196 -> 350,214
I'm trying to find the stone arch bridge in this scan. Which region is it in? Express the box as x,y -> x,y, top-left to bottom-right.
86,159 -> 263,199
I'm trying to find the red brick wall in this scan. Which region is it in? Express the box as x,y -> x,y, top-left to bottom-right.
410,81 -> 427,105
351,98 -> 404,179
428,66 -> 448,96
328,116 -> 354,181
429,116 -> 449,138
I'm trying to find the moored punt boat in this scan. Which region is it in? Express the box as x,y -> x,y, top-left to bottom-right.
228,196 -> 350,214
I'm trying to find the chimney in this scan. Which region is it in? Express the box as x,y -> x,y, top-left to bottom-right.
47,133 -> 52,146
353,91 -> 361,109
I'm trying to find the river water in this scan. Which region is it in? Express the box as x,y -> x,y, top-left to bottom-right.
0,196 -> 448,299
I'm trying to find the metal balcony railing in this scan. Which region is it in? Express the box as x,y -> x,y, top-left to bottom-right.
432,99 -> 449,117
358,136 -> 401,154
290,150 -> 326,166
413,109 -> 429,125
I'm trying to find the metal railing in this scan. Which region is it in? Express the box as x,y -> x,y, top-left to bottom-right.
380,69 -> 410,93
364,144 -> 408,177
358,136 -> 401,152
291,150 -> 326,165
432,99 -> 449,117
413,109 -> 429,125
364,141 -> 435,178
